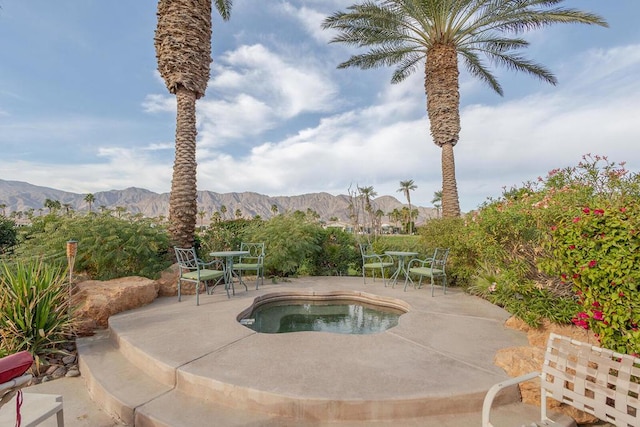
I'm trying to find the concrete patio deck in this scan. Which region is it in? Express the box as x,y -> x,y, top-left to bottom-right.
18,276 -> 577,426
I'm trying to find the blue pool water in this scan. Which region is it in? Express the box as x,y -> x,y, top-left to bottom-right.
240,299 -> 403,334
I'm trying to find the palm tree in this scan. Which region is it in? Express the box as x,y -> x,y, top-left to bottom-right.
358,185 -> 377,233
44,199 -> 61,214
397,179 -> 417,234
62,203 -> 73,216
323,1 -> 607,217
84,193 -> 95,213
431,190 -> 442,218
220,205 -> 227,220
115,206 -> 127,218
271,204 -> 279,216
154,0 -> 232,248
0,203 -> 6,217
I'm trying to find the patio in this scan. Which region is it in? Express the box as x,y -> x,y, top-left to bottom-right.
24,276 -> 556,426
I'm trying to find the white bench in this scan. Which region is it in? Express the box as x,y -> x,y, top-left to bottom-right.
483,333 -> 640,427
0,374 -> 64,427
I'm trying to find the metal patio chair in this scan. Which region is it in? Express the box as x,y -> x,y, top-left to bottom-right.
404,248 -> 450,295
233,242 -> 265,290
174,246 -> 227,304
359,243 -> 394,286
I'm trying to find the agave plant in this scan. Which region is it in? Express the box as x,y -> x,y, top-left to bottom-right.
0,260 -> 74,358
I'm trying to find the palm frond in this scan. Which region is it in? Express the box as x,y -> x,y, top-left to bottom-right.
214,0 -> 232,21
486,51 -> 557,85
459,48 -> 503,95
338,46 -> 416,70
391,51 -> 424,83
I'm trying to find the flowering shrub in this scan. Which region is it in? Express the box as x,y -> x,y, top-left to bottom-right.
462,154 -> 640,343
542,199 -> 640,355
538,155 -> 640,354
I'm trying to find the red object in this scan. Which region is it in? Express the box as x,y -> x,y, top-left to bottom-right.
0,351 -> 33,384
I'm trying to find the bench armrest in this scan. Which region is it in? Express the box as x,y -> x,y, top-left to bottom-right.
482,371 -> 540,427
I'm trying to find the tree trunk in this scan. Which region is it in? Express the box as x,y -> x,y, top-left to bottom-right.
168,86 -> 198,248
425,43 -> 461,217
441,143 -> 460,217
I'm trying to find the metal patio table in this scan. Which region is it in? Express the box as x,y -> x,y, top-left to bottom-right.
384,251 -> 419,287
209,250 -> 250,296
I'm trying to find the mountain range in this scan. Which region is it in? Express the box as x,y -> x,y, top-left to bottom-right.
0,179 -> 436,225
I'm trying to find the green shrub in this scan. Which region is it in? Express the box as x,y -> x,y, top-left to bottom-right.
468,262 -> 579,327
415,217 -> 480,287
241,214 -> 322,277
197,218 -> 257,256
14,213 -> 172,280
305,228 -> 359,276
0,217 -> 17,255
0,259 -> 74,358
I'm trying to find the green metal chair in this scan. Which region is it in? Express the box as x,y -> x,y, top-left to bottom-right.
174,247 -> 227,304
404,248 -> 450,295
233,242 -> 265,290
359,243 -> 394,286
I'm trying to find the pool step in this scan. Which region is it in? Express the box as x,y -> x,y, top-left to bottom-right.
77,330 -> 173,425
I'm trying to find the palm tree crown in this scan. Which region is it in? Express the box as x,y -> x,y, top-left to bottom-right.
323,0 -> 607,217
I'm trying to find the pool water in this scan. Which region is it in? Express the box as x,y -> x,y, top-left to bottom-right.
240,299 -> 403,334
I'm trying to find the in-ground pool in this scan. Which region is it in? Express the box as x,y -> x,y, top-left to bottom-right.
238,292 -> 408,334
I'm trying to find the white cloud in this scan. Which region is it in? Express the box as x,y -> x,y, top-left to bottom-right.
3,2 -> 639,215
280,2 -> 334,44
142,94 -> 175,114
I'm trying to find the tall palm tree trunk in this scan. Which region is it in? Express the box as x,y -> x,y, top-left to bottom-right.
168,87 -> 198,247
441,143 -> 460,216
425,44 -> 461,217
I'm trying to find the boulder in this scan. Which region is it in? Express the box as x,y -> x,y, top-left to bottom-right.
156,263 -> 202,297
497,317 -> 600,425
73,276 -> 159,331
157,263 -> 180,296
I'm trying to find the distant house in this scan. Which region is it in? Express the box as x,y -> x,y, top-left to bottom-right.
323,221 -> 352,233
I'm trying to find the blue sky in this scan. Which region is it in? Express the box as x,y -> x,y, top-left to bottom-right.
1,1 -> 639,212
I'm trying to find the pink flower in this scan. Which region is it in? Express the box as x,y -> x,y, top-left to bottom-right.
550,225 -> 557,231
583,207 -> 591,214
593,209 -> 604,215
573,217 -> 581,223
572,319 -> 589,329
619,292 -> 625,297
573,273 -> 580,279
620,207 -> 627,213
592,311 -> 604,321
588,260 -> 597,268
568,245 -> 576,250
592,301 -> 601,307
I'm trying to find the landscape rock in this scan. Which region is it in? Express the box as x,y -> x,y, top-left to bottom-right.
157,264 -> 181,296
73,276 -> 159,330
157,263 -> 213,297
496,317 -> 600,425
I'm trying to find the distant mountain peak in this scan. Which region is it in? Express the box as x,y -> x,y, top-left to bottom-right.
0,179 -> 435,224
